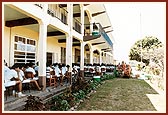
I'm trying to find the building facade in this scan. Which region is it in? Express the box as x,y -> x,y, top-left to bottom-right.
3,3 -> 115,89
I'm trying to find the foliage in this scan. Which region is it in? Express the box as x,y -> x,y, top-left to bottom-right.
71,77 -> 90,93
73,90 -> 86,101
46,74 -> 115,111
101,74 -> 115,81
24,95 -> 46,111
129,36 -> 163,65
47,93 -> 71,111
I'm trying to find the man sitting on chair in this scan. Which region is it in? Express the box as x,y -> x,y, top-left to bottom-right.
18,63 -> 41,91
54,63 -> 62,86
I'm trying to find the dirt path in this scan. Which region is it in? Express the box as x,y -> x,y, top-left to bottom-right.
77,78 -> 158,111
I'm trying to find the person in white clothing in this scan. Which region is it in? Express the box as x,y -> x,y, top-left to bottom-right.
25,63 -> 38,80
18,64 -> 41,91
4,63 -> 25,97
54,63 -> 63,86
61,64 -> 71,85
62,64 -> 67,76
34,61 -> 39,77
25,63 -> 36,75
101,63 -> 106,74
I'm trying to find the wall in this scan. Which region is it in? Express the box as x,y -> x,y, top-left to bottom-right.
47,37 -> 66,63
4,26 -> 39,66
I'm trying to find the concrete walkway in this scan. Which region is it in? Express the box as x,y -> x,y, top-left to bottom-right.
145,79 -> 166,113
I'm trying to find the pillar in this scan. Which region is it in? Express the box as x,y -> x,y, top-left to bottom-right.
37,21 -> 48,91
66,4 -> 73,82
100,51 -> 102,65
90,19 -> 94,35
80,41 -> 84,77
66,34 -> 73,72
90,48 -> 93,64
80,4 -> 85,77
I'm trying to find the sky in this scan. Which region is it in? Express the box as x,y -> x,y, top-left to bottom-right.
104,2 -> 166,63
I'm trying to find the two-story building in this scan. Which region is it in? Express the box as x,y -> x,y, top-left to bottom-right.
3,3 -> 115,90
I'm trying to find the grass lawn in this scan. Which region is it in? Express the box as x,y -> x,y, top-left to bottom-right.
77,78 -> 158,111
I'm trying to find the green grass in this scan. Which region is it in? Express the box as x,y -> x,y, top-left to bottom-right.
77,78 -> 158,111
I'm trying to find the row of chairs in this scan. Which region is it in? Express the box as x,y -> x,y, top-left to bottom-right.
46,71 -> 72,87
84,65 -> 115,77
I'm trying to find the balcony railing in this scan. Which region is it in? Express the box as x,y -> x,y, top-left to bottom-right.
48,4 -> 68,25
84,23 -> 100,36
84,23 -> 113,47
73,18 -> 81,34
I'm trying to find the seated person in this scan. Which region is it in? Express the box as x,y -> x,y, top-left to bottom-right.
66,65 -> 71,84
101,63 -> 106,73
95,65 -> 102,76
18,64 -> 41,91
25,63 -> 38,80
34,61 -> 39,77
54,63 -> 63,85
62,64 -> 67,77
4,63 -> 25,97
46,63 -> 51,77
25,63 -> 35,74
72,65 -> 78,74
62,64 -> 71,84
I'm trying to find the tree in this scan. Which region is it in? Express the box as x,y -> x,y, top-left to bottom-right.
129,36 -> 163,65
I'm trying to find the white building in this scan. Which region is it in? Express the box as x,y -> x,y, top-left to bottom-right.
3,3 -> 115,89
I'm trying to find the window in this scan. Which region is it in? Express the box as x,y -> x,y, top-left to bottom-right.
14,36 -> 36,64
47,52 -> 52,65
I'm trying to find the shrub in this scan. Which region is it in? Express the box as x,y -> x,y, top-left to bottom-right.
24,95 -> 46,111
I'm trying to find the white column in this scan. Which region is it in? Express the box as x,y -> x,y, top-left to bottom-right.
105,53 -> 107,64
66,4 -> 73,71
67,4 -> 73,27
38,22 -> 47,76
100,51 -> 102,65
66,34 -> 72,72
102,54 -> 104,64
80,41 -> 84,70
90,19 -> 94,35
80,4 -> 84,35
37,20 -> 48,90
80,4 -> 85,70
9,28 -> 14,66
90,48 -> 93,64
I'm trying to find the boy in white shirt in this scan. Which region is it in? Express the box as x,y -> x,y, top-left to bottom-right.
18,64 -> 41,91
25,63 -> 36,75
54,63 -> 63,86
4,63 -> 25,97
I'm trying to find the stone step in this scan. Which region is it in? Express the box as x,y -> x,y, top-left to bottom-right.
4,85 -> 68,111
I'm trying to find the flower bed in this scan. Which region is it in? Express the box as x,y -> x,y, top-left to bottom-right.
23,74 -> 115,111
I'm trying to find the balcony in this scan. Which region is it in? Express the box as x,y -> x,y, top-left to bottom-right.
47,4 -> 68,25
83,23 -> 113,48
73,18 -> 81,34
